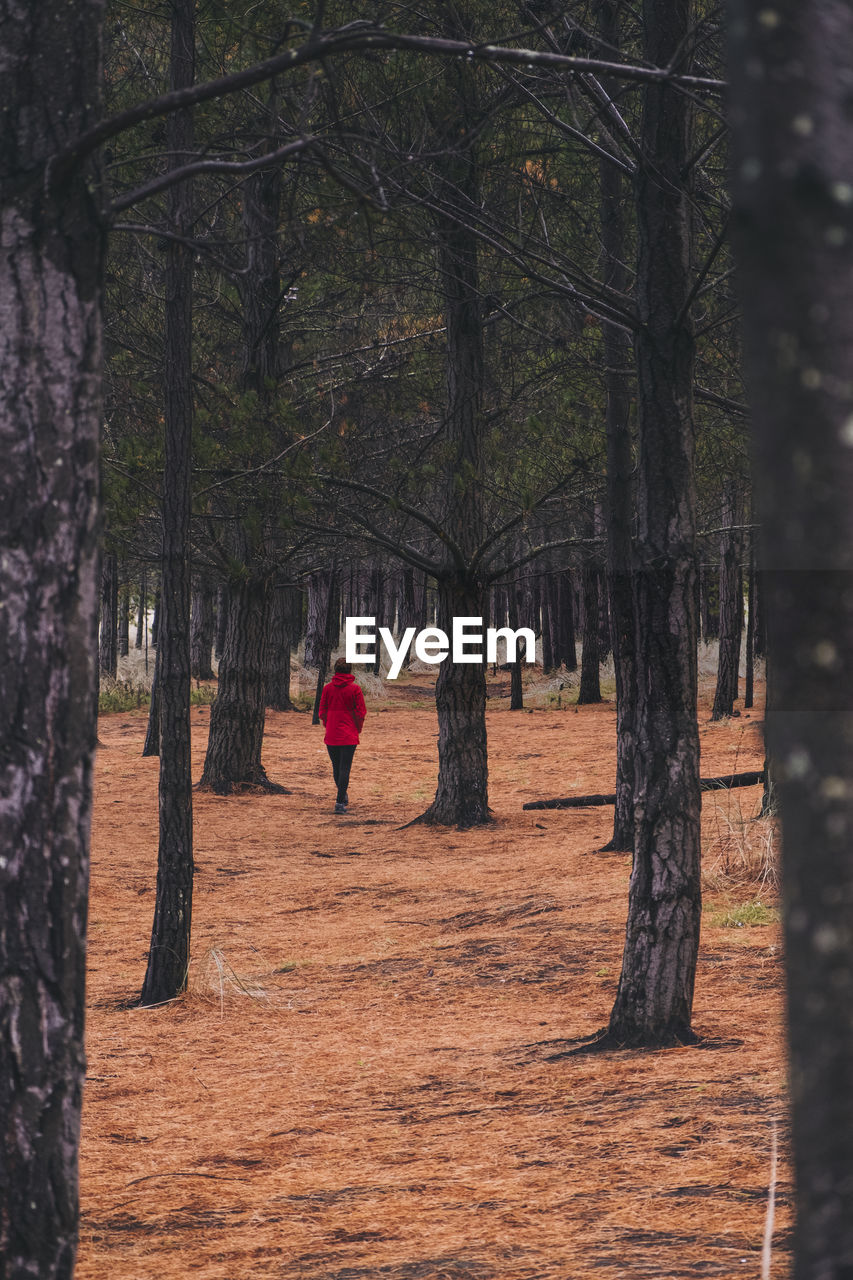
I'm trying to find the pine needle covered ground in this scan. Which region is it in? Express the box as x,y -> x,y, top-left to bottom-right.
79,672 -> 789,1279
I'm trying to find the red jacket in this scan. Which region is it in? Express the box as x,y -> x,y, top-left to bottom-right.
319,672 -> 366,745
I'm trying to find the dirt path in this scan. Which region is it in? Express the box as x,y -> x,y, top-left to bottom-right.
79,678 -> 790,1279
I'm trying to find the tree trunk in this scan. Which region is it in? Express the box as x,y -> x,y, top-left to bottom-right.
419,51 -> 490,827
139,0 -> 195,1008
99,549 -> 118,678
305,569 -> 333,667
201,94 -> 285,786
730,4 -> 853,1269
198,572 -> 283,793
0,1 -> 104,1271
744,537 -> 755,711
151,587 -> 161,646
540,575 -> 555,672
577,561 -> 602,705
215,581 -> 227,661
265,584 -> 299,710
599,71 -> 638,849
711,488 -> 744,720
119,573 -> 130,658
312,564 -> 340,725
560,570 -> 578,671
508,577 -> 524,710
142,646 -> 161,757
608,0 -> 701,1048
135,568 -> 146,649
753,565 -> 766,659
190,577 -> 215,680
371,562 -> 385,675
700,563 -> 719,640
420,578 -> 489,827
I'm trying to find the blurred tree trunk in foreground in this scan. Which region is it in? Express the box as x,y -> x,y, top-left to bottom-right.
730,2 -> 853,1273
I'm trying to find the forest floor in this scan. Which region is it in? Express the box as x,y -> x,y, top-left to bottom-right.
79,669 -> 790,1280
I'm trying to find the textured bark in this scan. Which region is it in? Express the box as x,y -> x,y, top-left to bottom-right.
744,540 -> 755,711
596,2 -> 638,852
305,570 -> 333,667
118,576 -> 131,658
99,550 -> 118,678
265,584 -> 299,711
135,568 -> 146,649
0,0 -> 104,1272
598,579 -> 612,663
577,562 -> 602,705
311,567 -> 340,726
418,53 -> 490,827
700,563 -> 719,641
540,577 -> 555,672
729,3 -> 853,1271
190,578 -> 216,680
419,579 -> 489,827
140,0 -> 195,1008
237,85 -> 282,397
151,588 -> 161,647
559,571 -> 578,671
202,92 -> 285,787
371,564 -> 385,675
753,566 -> 766,659
508,577 -> 524,710
608,0 -> 701,1048
142,647 -> 161,757
711,489 -> 744,720
214,581 -> 228,660
199,573 -> 282,794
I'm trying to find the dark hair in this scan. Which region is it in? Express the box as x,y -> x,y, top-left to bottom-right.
334,657 -> 351,674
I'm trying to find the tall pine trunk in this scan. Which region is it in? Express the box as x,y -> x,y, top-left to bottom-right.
139,0 -> 195,1007
577,560 -> 602,705
422,578 -> 489,827
597,0 -> 637,851
190,577 -> 215,680
99,549 -> 118,678
199,569 -> 283,793
200,86 -> 284,790
608,0 -> 701,1047
265,583 -> 298,710
711,487 -> 744,720
730,3 -> 853,1270
0,1 -> 104,1271
419,54 -> 490,827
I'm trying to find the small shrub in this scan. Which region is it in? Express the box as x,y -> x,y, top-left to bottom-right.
98,679 -> 150,713
190,684 -> 217,706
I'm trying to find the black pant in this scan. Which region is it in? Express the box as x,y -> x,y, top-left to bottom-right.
326,745 -> 356,804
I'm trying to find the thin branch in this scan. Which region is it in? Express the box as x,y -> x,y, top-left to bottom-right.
695,385 -> 748,417
194,420 -> 332,498
315,473 -> 466,572
487,535 -> 601,583
109,136 -> 316,214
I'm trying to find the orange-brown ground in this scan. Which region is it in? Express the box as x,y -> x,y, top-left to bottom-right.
79,673 -> 791,1280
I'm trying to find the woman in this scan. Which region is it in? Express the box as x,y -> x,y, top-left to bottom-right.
318,657 -> 367,814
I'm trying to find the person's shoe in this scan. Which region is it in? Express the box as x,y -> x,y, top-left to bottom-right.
334,801 -> 348,814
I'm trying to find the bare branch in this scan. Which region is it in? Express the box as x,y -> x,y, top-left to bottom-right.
24,24 -> 724,199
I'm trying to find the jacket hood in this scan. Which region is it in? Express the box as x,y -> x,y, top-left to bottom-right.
331,671 -> 355,686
